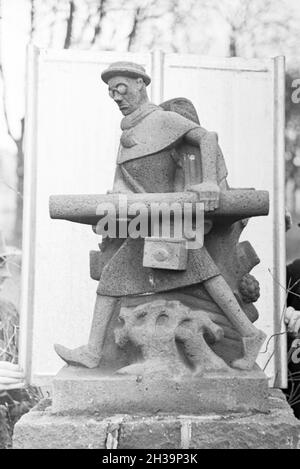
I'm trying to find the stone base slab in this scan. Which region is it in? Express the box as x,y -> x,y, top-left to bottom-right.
13,391 -> 300,449
51,365 -> 269,415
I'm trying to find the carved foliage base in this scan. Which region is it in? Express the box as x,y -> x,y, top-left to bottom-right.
114,299 -> 231,377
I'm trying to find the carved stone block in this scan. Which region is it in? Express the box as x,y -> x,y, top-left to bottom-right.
143,237 -> 188,270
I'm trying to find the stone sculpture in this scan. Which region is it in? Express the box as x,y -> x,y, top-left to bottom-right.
14,60 -> 300,449
50,61 -> 269,381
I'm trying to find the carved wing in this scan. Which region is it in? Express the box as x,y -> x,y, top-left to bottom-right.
159,97 -> 201,125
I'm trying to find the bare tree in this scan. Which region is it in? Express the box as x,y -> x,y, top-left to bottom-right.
124,0 -> 205,52
0,74 -> 25,246
30,0 -> 36,37
125,0 -> 167,51
90,0 -> 107,45
30,0 -> 200,53
72,0 -> 110,47
127,4 -> 141,50
168,0 -> 209,53
0,0 -> 24,245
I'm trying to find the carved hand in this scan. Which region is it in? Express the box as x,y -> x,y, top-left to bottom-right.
187,182 -> 220,211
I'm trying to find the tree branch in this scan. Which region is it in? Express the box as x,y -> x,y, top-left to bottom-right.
90,0 -> 107,45
0,64 -> 13,140
64,0 -> 76,49
127,6 -> 141,51
30,0 -> 35,37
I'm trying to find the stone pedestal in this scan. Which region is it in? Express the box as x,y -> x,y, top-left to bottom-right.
13,296 -> 299,449
13,390 -> 300,449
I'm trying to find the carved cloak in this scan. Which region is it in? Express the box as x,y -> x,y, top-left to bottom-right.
95,106 -> 223,297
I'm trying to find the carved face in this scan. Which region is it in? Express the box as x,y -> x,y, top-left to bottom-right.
107,76 -> 145,116
114,300 -> 191,349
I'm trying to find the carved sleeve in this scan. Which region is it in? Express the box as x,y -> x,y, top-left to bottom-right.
184,127 -> 219,184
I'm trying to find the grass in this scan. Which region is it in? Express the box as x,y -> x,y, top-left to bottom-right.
0,254 -> 42,448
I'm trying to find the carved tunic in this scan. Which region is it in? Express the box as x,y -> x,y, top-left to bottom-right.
96,104 -> 225,297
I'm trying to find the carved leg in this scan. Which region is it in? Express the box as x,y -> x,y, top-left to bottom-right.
176,314 -> 230,374
204,275 -> 266,370
54,295 -> 117,368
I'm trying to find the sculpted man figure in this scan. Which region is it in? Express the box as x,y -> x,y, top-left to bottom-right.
54,61 -> 266,371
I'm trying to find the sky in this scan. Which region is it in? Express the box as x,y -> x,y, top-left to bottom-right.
1,0 -> 300,151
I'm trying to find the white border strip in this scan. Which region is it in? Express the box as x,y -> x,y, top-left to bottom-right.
272,56 -> 287,388
18,44 -> 40,384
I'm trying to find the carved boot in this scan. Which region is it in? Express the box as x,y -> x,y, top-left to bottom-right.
54,295 -> 117,368
231,329 -> 267,371
204,276 -> 267,371
54,344 -> 100,368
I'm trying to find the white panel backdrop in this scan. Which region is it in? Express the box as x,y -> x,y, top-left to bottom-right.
20,47 -> 286,387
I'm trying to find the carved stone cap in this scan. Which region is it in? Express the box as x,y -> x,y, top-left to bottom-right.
101,61 -> 151,86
